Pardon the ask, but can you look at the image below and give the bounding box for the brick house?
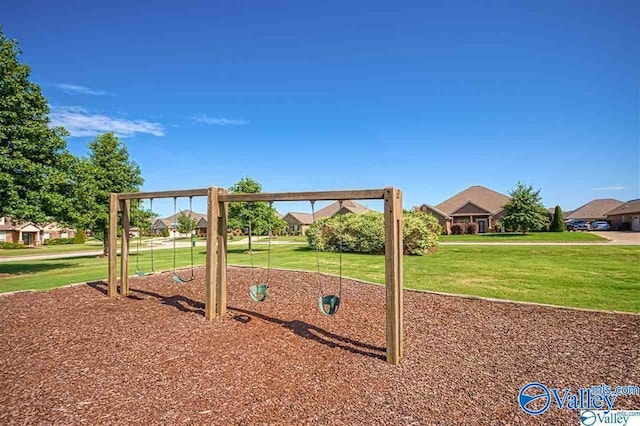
[0,216,43,246]
[41,222,76,240]
[152,209,206,237]
[415,185,510,234]
[605,199,640,231]
[283,200,369,235]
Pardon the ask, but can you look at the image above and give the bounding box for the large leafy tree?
[501,182,549,234]
[549,205,566,232]
[227,177,281,251]
[72,132,144,255]
[0,28,74,223]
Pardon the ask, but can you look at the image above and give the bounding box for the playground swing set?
[108,187,404,365]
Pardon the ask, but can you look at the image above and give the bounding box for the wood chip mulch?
[1,267,638,425]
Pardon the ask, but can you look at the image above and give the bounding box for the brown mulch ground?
[1,267,638,425]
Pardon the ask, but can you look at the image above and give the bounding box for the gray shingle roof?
[435,186,510,215]
[566,199,623,220]
[605,199,640,216]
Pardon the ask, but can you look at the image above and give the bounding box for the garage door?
[632,216,640,232]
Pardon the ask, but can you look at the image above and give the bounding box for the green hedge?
[44,238,76,245]
[307,211,441,256]
[0,242,27,249]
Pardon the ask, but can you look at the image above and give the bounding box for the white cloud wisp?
[50,106,164,137]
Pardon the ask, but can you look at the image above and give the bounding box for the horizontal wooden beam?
[118,188,209,200]
[117,188,389,202]
[219,189,387,203]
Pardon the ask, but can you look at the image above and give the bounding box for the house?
[605,199,640,231]
[41,222,76,241]
[152,209,207,237]
[0,216,43,246]
[565,199,623,222]
[283,200,369,235]
[416,185,510,234]
[283,212,314,235]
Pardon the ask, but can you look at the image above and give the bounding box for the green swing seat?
[249,283,269,302]
[317,295,341,316]
[135,270,146,277]
[172,275,185,284]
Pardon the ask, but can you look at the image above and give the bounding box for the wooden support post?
[108,193,119,297]
[384,187,403,365]
[119,199,130,296]
[205,187,219,320]
[216,188,228,317]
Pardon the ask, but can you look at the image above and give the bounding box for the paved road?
[590,231,640,244]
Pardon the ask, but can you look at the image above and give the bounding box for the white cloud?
[56,83,111,96]
[50,106,164,137]
[592,186,626,191]
[193,113,249,126]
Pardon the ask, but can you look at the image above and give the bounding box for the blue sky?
[3,0,638,216]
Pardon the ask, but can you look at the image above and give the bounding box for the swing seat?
[135,270,146,277]
[317,295,340,316]
[249,283,269,302]
[172,275,185,284]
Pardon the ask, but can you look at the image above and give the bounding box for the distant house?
[0,216,43,246]
[283,200,369,235]
[605,199,640,232]
[283,212,314,235]
[152,209,206,237]
[41,222,76,241]
[415,185,510,234]
[565,199,623,222]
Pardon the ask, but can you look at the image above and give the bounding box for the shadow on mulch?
[85,280,386,361]
[229,306,387,361]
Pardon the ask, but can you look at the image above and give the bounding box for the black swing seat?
[249,283,269,302]
[318,295,340,316]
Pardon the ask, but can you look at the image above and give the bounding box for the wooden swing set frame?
[108,187,404,365]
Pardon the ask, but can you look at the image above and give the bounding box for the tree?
[550,205,566,232]
[500,182,549,234]
[176,212,196,235]
[72,132,144,255]
[0,28,74,223]
[227,177,280,251]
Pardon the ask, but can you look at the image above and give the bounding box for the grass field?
[440,232,607,242]
[1,244,638,312]
[0,241,105,257]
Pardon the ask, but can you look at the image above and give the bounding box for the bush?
[466,222,478,235]
[73,230,87,244]
[451,223,466,235]
[306,211,440,256]
[0,242,27,249]
[44,238,75,245]
[550,206,565,232]
[161,228,170,238]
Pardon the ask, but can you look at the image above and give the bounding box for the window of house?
[0,231,5,242]
[61,232,69,239]
[43,233,51,240]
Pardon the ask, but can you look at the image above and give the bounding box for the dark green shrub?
[73,230,87,244]
[161,228,170,238]
[550,206,565,232]
[0,242,27,249]
[44,238,75,245]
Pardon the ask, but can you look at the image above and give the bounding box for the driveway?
[590,231,640,244]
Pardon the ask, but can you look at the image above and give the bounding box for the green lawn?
[0,238,163,257]
[1,244,638,313]
[0,241,104,257]
[440,232,607,242]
